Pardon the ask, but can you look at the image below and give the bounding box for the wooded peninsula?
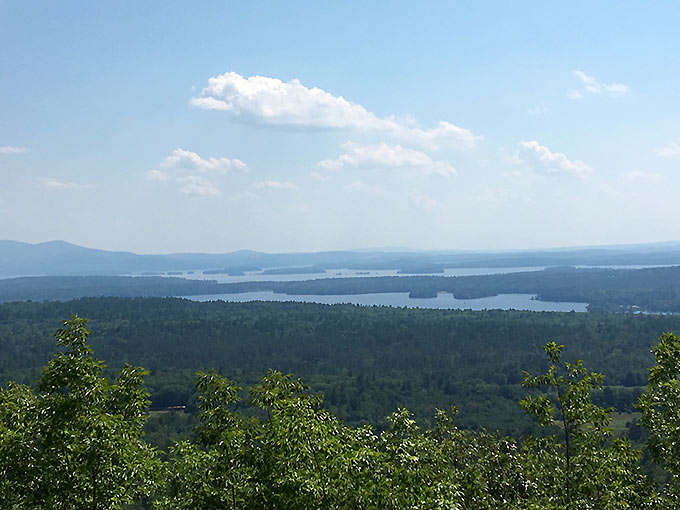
[3,264,680,312]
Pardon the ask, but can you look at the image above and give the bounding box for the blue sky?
[1,1,679,253]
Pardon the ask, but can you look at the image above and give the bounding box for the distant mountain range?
[2,239,680,278]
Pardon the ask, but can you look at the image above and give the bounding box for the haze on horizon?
[1,1,679,254]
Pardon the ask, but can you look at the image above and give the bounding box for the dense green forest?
[3,265,680,312]
[1,297,679,434]
[4,314,680,508]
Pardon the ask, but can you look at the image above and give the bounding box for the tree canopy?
[2,316,680,508]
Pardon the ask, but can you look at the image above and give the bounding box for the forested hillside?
[3,314,680,508]
[1,297,677,432]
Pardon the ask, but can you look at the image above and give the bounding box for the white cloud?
[517,140,592,175]
[568,70,629,99]
[149,148,247,196]
[317,142,456,176]
[410,191,441,211]
[657,142,680,158]
[345,181,385,195]
[191,72,480,149]
[147,169,170,181]
[40,178,94,190]
[0,145,29,155]
[255,180,298,191]
[160,148,246,173]
[177,176,221,196]
[566,89,583,100]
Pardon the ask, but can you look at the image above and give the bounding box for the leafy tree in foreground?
[4,316,680,509]
[162,372,531,509]
[520,342,656,509]
[159,370,387,509]
[156,370,258,509]
[638,332,680,504]
[0,381,40,508]
[0,316,160,509]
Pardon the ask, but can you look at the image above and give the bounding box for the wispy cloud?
[623,171,662,182]
[599,171,664,200]
[528,106,548,116]
[517,140,592,175]
[410,191,441,211]
[345,180,385,195]
[191,72,481,149]
[147,169,170,182]
[657,142,680,158]
[176,176,221,196]
[0,145,29,155]
[232,190,260,202]
[317,142,456,176]
[254,180,298,191]
[567,70,629,100]
[149,148,247,196]
[472,183,523,206]
[40,178,95,190]
[310,171,332,182]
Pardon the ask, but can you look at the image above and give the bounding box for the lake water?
[171,266,550,283]
[183,291,589,312]
[155,264,675,284]
[175,264,679,311]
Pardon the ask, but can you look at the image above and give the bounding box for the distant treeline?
[2,297,679,433]
[6,238,680,277]
[3,265,680,312]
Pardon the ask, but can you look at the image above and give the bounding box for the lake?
[183,291,589,312]
[172,266,550,283]
[158,264,674,284]
[175,264,680,311]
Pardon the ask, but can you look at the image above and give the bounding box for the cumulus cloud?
[568,70,629,99]
[40,178,94,190]
[160,148,246,173]
[657,142,680,158]
[410,191,441,211]
[254,180,298,191]
[191,72,480,149]
[317,142,456,176]
[149,148,247,196]
[0,145,29,155]
[517,140,592,175]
